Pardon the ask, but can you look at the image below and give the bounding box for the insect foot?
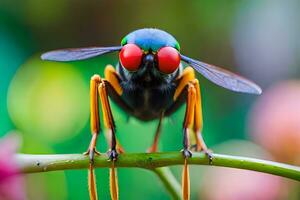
[108,149,118,161]
[203,149,213,164]
[182,149,192,158]
[84,148,100,164]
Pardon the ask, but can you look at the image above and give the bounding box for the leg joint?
[91,74,102,83]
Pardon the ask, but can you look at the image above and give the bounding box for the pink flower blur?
[250,80,300,164]
[200,168,283,200]
[0,134,26,200]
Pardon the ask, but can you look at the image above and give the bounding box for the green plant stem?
[152,167,182,199]
[16,152,300,181]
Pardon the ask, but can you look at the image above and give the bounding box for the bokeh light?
[8,57,89,143]
[233,0,300,86]
[199,140,287,200]
[250,80,300,165]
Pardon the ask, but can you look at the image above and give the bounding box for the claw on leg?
[181,128,192,200]
[84,133,100,163]
[84,148,100,165]
[191,78,213,164]
[105,130,125,155]
[194,131,213,164]
[180,83,196,200]
[182,149,192,158]
[182,159,190,200]
[108,149,118,161]
[204,149,213,164]
[84,148,100,163]
[173,69,211,200]
[108,150,119,200]
[85,140,100,200]
[84,134,100,200]
[99,80,120,200]
[87,74,102,200]
[108,148,119,200]
[182,147,192,200]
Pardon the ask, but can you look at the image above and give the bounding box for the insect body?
[41,28,261,200]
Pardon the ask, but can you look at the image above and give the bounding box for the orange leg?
[98,80,119,200]
[147,112,164,153]
[182,83,196,157]
[104,65,125,154]
[85,70,122,200]
[98,81,118,159]
[181,83,197,200]
[173,67,212,200]
[174,67,210,156]
[191,80,213,161]
[85,74,101,200]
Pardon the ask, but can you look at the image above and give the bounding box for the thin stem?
[16,152,300,181]
[152,167,181,200]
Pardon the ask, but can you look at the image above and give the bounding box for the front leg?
[182,83,196,159]
[98,81,118,160]
[181,82,197,200]
[85,75,101,160]
[102,64,139,200]
[173,67,211,158]
[85,71,121,200]
[172,67,212,200]
[98,79,119,200]
[104,65,126,154]
[84,74,102,200]
[191,79,213,161]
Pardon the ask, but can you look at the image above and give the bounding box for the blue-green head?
[118,28,182,85]
[121,28,180,52]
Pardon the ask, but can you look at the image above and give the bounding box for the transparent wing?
[41,46,122,61]
[181,55,262,94]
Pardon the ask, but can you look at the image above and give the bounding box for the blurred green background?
[1,0,300,199]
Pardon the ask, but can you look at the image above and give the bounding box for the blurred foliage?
[1,0,300,199]
[8,57,89,143]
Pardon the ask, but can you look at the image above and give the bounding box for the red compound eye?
[157,46,180,74]
[119,44,143,71]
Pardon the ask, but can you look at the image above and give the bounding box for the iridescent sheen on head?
[121,28,180,52]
